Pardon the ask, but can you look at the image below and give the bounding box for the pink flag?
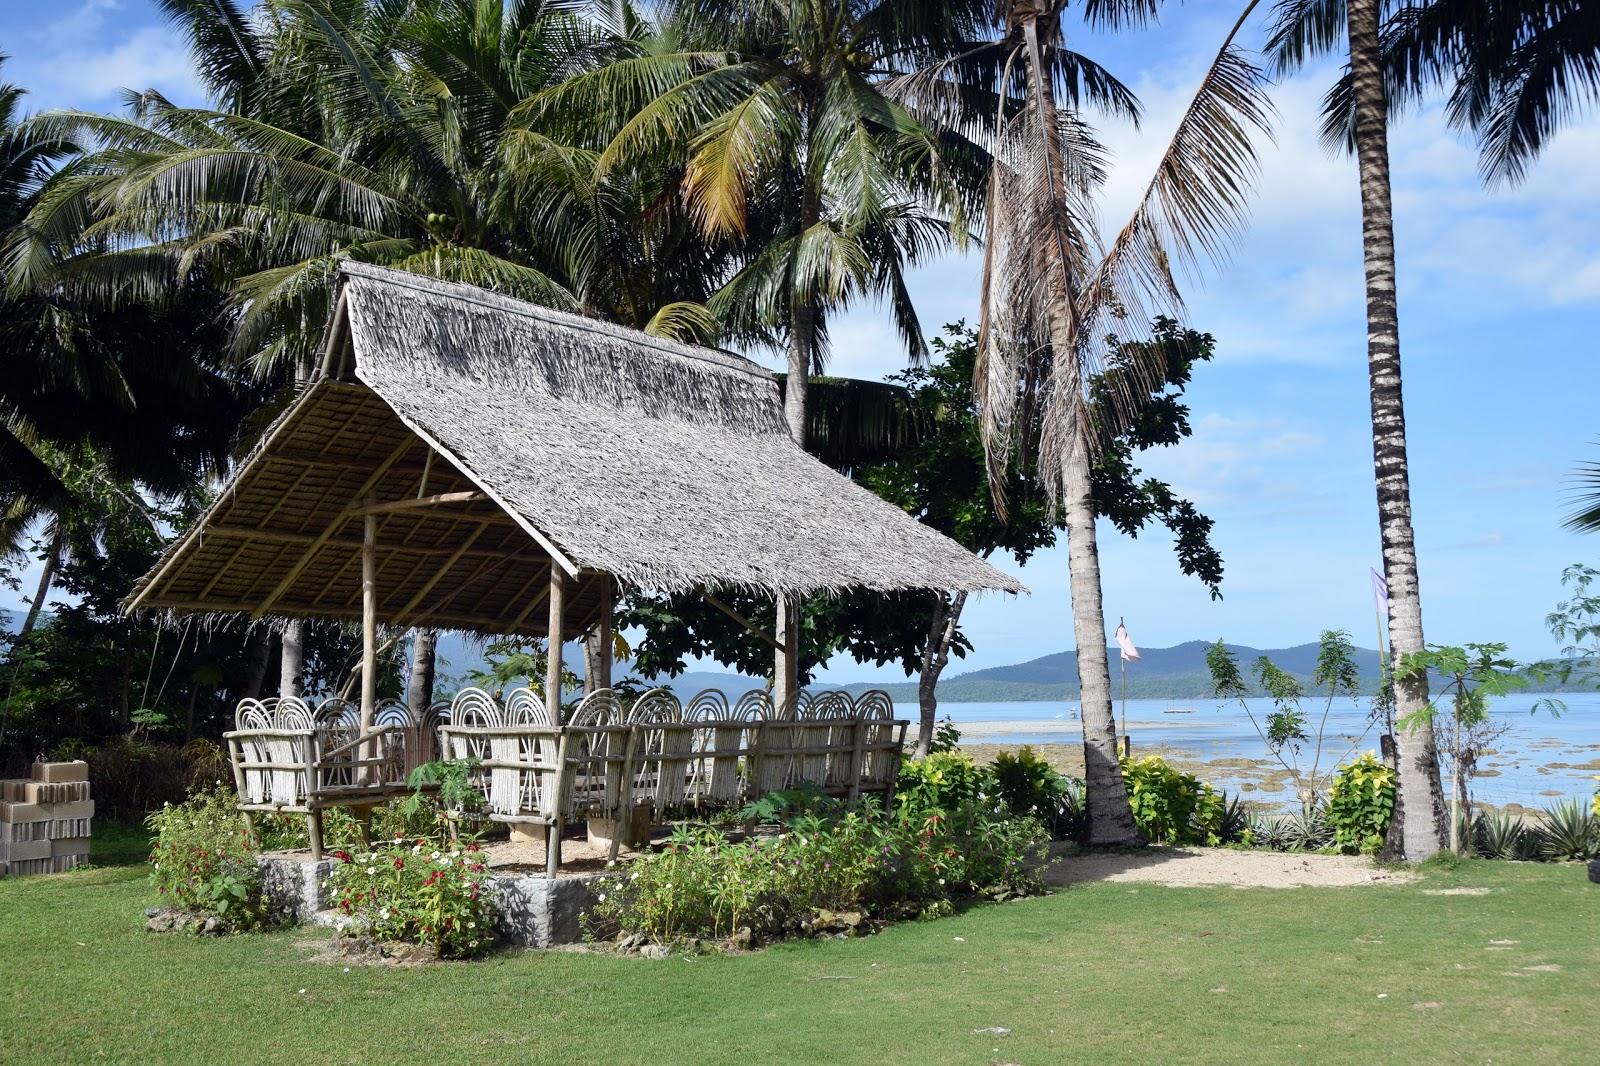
[1115,622,1140,662]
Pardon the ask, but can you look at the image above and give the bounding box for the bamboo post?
[546,568,566,724]
[597,575,615,692]
[547,731,572,876]
[1120,656,1131,759]
[360,501,379,782]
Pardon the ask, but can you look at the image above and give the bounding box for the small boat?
[1163,706,1195,714]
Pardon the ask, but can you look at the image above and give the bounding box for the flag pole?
[1119,617,1129,758]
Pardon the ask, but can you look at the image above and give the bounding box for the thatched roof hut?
[128,263,1022,639]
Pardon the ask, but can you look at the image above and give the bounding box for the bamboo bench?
[224,696,447,858]
[437,686,907,873]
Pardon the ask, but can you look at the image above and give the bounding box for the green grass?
[3,841,1596,1064]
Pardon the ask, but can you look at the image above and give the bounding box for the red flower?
[332,850,353,863]
[394,857,405,870]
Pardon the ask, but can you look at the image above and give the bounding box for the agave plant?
[1215,792,1251,846]
[1282,806,1334,852]
[1533,800,1599,862]
[1471,810,1532,861]
[1248,813,1294,852]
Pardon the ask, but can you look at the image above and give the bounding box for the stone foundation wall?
[255,853,602,948]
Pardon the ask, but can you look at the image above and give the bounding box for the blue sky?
[3,2,1598,680]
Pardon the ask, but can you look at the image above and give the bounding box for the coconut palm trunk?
[17,527,63,640]
[1020,17,1139,846]
[280,620,304,700]
[408,628,437,716]
[1060,433,1138,843]
[1347,0,1445,859]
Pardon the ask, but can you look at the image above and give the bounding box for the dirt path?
[1043,844,1415,889]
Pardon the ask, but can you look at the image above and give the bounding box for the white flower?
[366,867,376,875]
[380,908,391,919]
[431,851,442,860]
[597,893,606,902]
[467,921,476,929]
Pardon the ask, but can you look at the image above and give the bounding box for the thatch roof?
[127,264,1022,635]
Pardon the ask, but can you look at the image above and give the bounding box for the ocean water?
[907,693,1600,811]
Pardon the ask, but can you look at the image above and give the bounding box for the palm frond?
[1564,449,1600,533]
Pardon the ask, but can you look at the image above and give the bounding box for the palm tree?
[1267,0,1456,859]
[538,0,989,442]
[1,57,256,644]
[1297,0,1600,186]
[537,1,988,699]
[12,2,758,693]
[901,2,1271,844]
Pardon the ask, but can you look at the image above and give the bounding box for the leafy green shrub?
[1119,755,1223,845]
[327,840,498,958]
[57,737,228,818]
[1325,753,1396,855]
[738,782,841,825]
[146,785,272,929]
[895,752,995,815]
[1532,800,1599,861]
[992,746,1085,840]
[587,803,1046,946]
[928,716,963,754]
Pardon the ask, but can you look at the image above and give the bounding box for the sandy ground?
[1042,843,1415,889]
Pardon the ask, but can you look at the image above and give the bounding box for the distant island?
[437,636,1396,702]
[837,640,1389,703]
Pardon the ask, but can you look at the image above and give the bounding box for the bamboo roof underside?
[126,264,1023,634]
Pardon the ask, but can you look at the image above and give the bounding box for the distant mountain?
[434,634,1386,703]
[839,640,1387,703]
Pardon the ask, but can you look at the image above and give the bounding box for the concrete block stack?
[0,761,93,877]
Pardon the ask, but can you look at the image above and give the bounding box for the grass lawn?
[2,829,1595,1065]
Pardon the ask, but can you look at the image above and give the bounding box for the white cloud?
[24,27,199,107]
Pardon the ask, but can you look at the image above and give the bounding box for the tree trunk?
[280,619,304,700]
[18,528,64,641]
[915,591,967,757]
[785,162,822,444]
[184,683,199,743]
[1021,15,1139,846]
[1348,0,1446,861]
[408,628,437,717]
[241,631,274,701]
[1063,433,1141,846]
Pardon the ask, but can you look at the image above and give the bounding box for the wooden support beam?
[251,438,416,618]
[389,521,492,624]
[546,569,566,724]
[360,503,379,785]
[596,575,615,692]
[702,589,783,652]
[346,491,488,517]
[509,573,552,631]
[360,504,378,733]
[205,525,517,558]
[130,601,542,632]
